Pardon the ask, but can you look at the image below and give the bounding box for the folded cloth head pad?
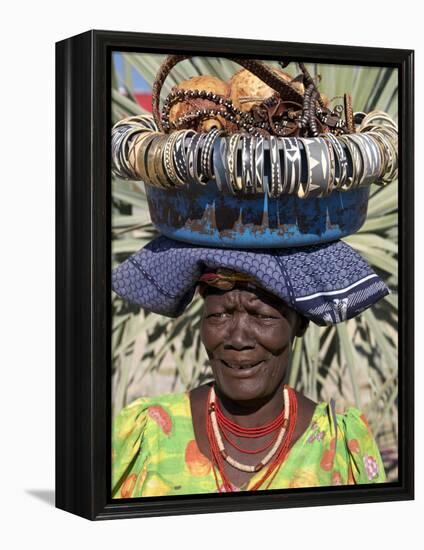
[112,236,389,326]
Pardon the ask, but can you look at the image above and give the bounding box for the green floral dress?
[112,390,386,498]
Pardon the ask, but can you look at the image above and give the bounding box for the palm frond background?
[111,53,398,481]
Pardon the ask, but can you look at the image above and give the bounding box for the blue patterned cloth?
[112,236,389,325]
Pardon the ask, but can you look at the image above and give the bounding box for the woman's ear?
[294,314,309,338]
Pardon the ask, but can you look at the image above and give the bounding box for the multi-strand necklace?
[206,384,298,492]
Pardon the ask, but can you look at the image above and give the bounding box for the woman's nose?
[224,313,256,350]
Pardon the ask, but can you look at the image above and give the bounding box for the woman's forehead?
[204,286,288,311]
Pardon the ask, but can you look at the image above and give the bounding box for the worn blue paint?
[145,178,369,248]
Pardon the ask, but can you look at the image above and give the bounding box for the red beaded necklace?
[205,384,298,492]
[215,396,285,454]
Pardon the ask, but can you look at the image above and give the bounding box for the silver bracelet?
[226,134,242,193]
[241,135,255,194]
[186,132,203,184]
[254,136,265,194]
[268,135,282,198]
[284,137,301,196]
[201,128,223,181]
[173,129,196,185]
[323,133,348,191]
[297,138,331,198]
[193,133,210,185]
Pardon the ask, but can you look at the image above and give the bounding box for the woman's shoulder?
[113,390,191,434]
[112,390,192,492]
[333,404,383,455]
[118,390,190,411]
[308,399,387,483]
[309,399,376,440]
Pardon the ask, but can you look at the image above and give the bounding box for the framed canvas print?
[56,30,414,520]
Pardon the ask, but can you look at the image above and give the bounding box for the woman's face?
[200,286,303,404]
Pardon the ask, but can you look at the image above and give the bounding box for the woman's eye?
[208,312,229,318]
[254,313,277,320]
[206,312,277,320]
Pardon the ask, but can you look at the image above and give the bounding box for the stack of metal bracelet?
[111,111,397,199]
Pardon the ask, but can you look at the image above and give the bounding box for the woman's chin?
[213,376,279,405]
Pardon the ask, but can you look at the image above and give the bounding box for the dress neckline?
[182,390,328,491]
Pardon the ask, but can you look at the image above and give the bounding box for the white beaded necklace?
[208,386,290,473]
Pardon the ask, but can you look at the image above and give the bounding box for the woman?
[111,236,388,497]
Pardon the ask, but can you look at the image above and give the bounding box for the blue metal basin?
[145,182,369,248]
[144,135,370,248]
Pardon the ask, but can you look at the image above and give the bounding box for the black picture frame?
[55,29,414,521]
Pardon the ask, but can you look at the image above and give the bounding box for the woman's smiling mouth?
[220,359,265,375]
[222,359,263,369]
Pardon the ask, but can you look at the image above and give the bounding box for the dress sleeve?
[112,398,149,498]
[337,406,387,484]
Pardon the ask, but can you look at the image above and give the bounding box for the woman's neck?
[213,380,286,429]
